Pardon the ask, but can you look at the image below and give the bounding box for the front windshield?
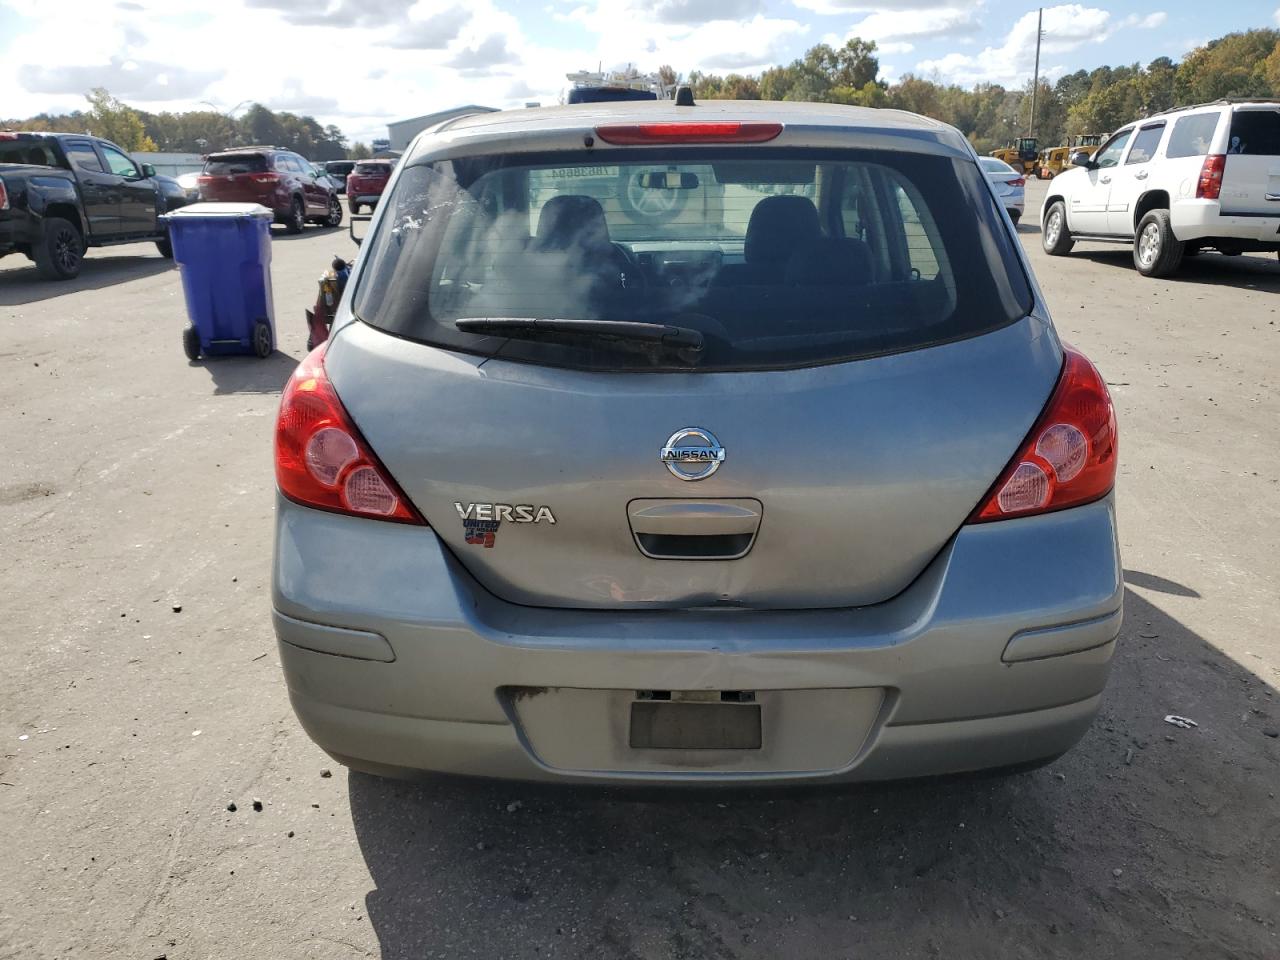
[353,148,1032,372]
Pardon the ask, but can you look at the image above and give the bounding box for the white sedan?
[981,157,1026,224]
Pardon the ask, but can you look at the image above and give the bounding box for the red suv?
[346,160,394,214]
[198,147,342,233]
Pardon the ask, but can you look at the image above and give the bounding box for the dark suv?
[324,160,355,194]
[198,147,341,233]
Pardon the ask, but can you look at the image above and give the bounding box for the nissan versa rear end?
[272,101,1121,784]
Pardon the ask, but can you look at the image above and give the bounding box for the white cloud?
[915,3,1131,86]
[383,6,472,49]
[562,2,806,75]
[1273,5,1279,26]
[18,57,223,101]
[1121,11,1167,29]
[836,7,980,44]
[876,41,914,54]
[793,0,963,13]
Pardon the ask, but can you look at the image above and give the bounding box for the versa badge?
[455,501,557,548]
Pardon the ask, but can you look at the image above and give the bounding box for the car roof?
[207,146,282,156]
[405,100,972,163]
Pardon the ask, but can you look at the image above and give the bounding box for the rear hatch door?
[199,153,274,204]
[1220,106,1280,217]
[323,140,1058,610]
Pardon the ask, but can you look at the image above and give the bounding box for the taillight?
[0,178,9,211]
[275,344,425,524]
[1008,177,1026,187]
[594,122,782,145]
[1196,155,1225,200]
[969,346,1117,522]
[252,173,281,184]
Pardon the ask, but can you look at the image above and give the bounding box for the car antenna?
[674,86,695,107]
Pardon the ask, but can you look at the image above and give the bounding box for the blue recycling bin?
[165,203,276,360]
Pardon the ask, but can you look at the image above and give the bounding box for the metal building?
[386,106,498,151]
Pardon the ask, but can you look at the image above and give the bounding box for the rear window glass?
[0,139,61,166]
[352,149,1032,372]
[1229,109,1280,156]
[354,162,390,176]
[1166,113,1221,159]
[203,154,268,175]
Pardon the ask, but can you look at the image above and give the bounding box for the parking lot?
[1,177,1277,959]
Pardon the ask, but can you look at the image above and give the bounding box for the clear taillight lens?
[969,346,1117,522]
[275,344,425,524]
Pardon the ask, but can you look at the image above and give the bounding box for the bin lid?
[164,202,274,220]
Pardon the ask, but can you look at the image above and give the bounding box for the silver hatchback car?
[272,100,1120,784]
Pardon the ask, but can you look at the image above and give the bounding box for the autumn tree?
[85,88,157,151]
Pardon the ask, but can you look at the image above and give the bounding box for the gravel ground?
[1,181,1277,959]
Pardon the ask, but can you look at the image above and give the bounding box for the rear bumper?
[351,193,383,206]
[1171,199,1280,243]
[272,494,1122,784]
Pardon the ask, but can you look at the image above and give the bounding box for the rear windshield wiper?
[454,317,703,353]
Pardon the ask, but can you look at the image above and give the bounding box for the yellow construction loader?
[992,137,1040,176]
[1036,134,1106,179]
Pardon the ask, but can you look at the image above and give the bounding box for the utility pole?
[1028,7,1043,137]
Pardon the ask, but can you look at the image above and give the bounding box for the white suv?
[1041,99,1280,277]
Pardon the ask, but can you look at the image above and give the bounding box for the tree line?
[684,28,1280,153]
[3,89,370,160]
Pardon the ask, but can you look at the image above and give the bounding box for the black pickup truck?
[0,131,191,281]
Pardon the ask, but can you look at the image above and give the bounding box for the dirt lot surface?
[1,180,1277,959]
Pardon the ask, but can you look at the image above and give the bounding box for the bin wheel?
[182,326,201,361]
[286,197,305,235]
[252,320,273,359]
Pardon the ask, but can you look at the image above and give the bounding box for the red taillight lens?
[594,122,783,145]
[275,345,425,524]
[969,346,1117,523]
[252,172,281,184]
[0,178,9,211]
[1196,155,1225,200]
[1008,177,1026,187]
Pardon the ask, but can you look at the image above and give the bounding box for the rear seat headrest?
[744,196,821,266]
[534,195,613,252]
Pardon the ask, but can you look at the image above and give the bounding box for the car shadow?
[0,254,173,306]
[1123,568,1201,598]
[347,587,1279,960]
[194,349,300,395]
[268,222,347,242]
[1073,248,1280,291]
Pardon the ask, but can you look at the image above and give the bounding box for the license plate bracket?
[629,700,762,750]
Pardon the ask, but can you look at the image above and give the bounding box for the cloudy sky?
[2,0,1276,145]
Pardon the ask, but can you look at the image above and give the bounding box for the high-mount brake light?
[969,346,1117,522]
[274,344,425,524]
[594,122,783,145]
